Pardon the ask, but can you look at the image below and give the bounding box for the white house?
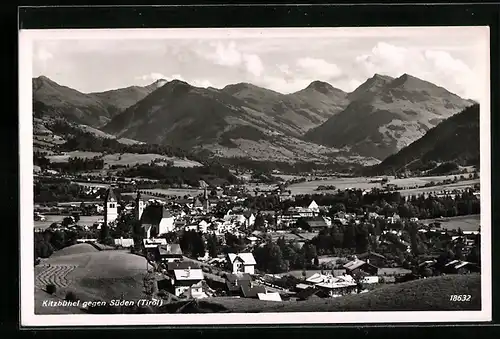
[227,252,257,275]
[158,210,175,235]
[172,267,205,297]
[308,200,320,213]
[198,220,210,233]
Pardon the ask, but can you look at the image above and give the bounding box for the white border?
[20,27,492,327]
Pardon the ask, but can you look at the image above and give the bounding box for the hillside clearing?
[421,214,480,231]
[45,151,202,168]
[34,249,154,314]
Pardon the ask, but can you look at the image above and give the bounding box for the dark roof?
[296,287,320,300]
[241,285,266,298]
[166,261,200,271]
[357,252,387,260]
[304,217,328,228]
[141,204,172,224]
[225,273,252,283]
[105,187,118,202]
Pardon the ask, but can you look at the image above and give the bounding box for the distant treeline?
[118,163,240,187]
[216,157,363,175]
[246,188,480,220]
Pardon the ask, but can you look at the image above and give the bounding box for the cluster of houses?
[139,236,283,301]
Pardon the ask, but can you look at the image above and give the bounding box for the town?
[34,169,481,313]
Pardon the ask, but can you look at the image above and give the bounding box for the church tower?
[135,190,145,221]
[204,187,209,212]
[104,186,118,226]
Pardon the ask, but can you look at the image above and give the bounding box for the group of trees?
[253,236,320,274]
[34,180,90,203]
[119,163,239,187]
[286,189,480,219]
[34,227,93,260]
[216,157,360,175]
[48,157,105,173]
[179,230,206,258]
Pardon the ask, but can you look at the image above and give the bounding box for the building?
[227,252,257,275]
[443,260,480,274]
[103,186,118,226]
[140,204,175,238]
[134,191,145,220]
[356,251,387,268]
[343,257,379,276]
[170,266,205,297]
[302,217,329,231]
[156,243,183,264]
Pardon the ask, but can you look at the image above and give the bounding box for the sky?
[29,27,489,101]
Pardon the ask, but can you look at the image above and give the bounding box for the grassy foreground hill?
[160,274,481,313]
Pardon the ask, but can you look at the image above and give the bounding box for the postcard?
[19,26,491,326]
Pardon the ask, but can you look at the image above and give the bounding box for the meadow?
[161,274,481,313]
[46,151,202,168]
[34,247,154,314]
[286,175,479,196]
[421,214,480,231]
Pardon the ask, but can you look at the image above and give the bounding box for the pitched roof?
[227,252,256,265]
[257,292,282,302]
[304,218,328,228]
[105,187,118,202]
[241,284,266,298]
[343,259,367,271]
[357,252,386,260]
[167,261,200,271]
[173,268,204,281]
[158,243,183,256]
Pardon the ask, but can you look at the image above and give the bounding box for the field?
[34,215,103,230]
[287,175,479,196]
[34,247,154,314]
[46,151,202,168]
[421,214,480,231]
[397,180,479,197]
[162,274,481,313]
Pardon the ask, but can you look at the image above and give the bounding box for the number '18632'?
[450,294,471,302]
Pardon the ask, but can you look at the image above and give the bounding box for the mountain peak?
[306,80,333,91]
[148,78,168,89]
[33,75,57,85]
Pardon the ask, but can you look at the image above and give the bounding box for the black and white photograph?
[19,26,491,326]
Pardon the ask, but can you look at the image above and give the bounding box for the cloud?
[35,48,53,62]
[204,41,265,77]
[137,72,167,82]
[242,54,264,77]
[296,57,343,79]
[353,41,478,99]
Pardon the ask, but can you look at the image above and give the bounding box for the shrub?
[65,291,78,301]
[46,284,56,295]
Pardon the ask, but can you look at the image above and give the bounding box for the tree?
[99,223,114,245]
[206,235,219,258]
[303,243,317,265]
[131,220,144,252]
[313,256,320,267]
[254,214,265,230]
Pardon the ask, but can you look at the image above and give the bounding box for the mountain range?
[33,76,167,127]
[304,73,476,160]
[32,74,476,165]
[366,103,480,175]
